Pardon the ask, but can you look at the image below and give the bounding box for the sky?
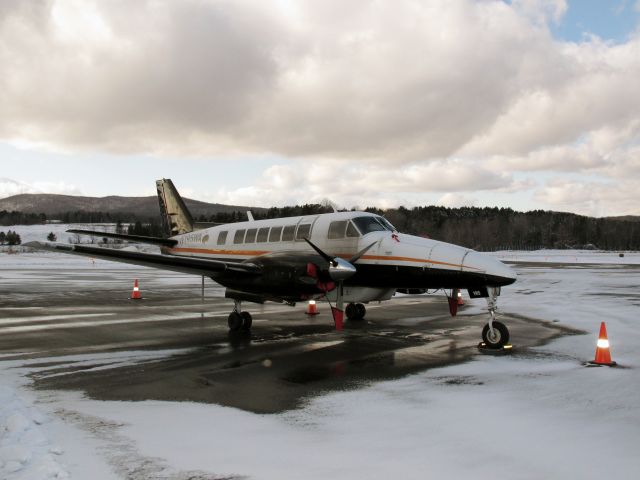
[0,0,639,217]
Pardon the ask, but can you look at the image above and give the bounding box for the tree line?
[204,205,639,250]
[2,206,639,250]
[0,230,22,245]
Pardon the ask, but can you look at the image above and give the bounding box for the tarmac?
[0,261,576,413]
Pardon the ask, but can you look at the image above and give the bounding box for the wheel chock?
[477,342,514,355]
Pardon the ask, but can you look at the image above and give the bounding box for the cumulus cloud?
[206,159,514,209]
[1,0,639,215]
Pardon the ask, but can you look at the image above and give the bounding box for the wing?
[66,229,177,247]
[25,242,261,277]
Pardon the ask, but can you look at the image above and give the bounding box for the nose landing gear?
[479,287,510,350]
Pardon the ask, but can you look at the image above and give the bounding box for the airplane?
[26,179,517,349]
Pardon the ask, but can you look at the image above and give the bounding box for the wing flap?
[25,242,261,277]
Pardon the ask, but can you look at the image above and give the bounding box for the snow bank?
[0,385,68,479]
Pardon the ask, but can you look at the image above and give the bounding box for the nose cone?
[464,252,517,286]
[490,258,517,286]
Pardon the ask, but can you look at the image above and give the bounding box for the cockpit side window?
[352,216,388,235]
[378,216,396,231]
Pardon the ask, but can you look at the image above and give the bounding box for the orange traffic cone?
[457,290,464,306]
[591,322,616,366]
[130,279,142,300]
[306,300,319,315]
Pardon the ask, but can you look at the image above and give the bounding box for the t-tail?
[156,179,194,236]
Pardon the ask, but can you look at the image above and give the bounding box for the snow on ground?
[0,224,120,245]
[1,250,640,479]
[493,248,640,264]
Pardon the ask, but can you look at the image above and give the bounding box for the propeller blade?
[303,238,357,281]
[348,241,377,264]
[304,238,336,266]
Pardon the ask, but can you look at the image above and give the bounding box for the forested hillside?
[2,204,639,251]
[207,206,639,250]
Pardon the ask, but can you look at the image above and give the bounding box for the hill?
[0,193,263,219]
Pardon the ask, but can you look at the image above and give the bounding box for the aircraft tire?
[228,312,243,332]
[345,303,358,320]
[481,321,509,349]
[241,311,253,331]
[355,303,366,319]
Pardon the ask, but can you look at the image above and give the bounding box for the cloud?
[510,0,568,25]
[1,0,639,216]
[534,177,640,217]
[0,0,580,159]
[206,159,513,209]
[0,178,83,198]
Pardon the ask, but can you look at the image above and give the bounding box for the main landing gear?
[480,287,510,350]
[228,299,252,332]
[345,302,366,321]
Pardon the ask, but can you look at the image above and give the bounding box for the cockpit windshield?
[352,216,396,235]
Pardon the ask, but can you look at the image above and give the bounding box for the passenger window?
[282,225,295,241]
[296,224,312,241]
[233,229,246,244]
[217,231,228,245]
[346,221,360,237]
[269,226,283,242]
[257,227,269,243]
[328,221,347,239]
[245,228,257,243]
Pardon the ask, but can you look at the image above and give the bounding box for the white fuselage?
[164,211,515,303]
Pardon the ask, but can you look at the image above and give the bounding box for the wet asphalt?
[0,262,575,413]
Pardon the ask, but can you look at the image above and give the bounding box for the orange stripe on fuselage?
[171,247,270,256]
[168,247,480,270]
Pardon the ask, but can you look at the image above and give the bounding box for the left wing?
[66,229,177,247]
[25,242,261,277]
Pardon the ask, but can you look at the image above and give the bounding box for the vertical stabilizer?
[156,179,194,236]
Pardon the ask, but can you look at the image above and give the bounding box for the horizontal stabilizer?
[67,229,177,247]
[25,242,261,277]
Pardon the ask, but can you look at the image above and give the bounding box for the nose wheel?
[482,320,509,348]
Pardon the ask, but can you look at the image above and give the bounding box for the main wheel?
[345,303,358,320]
[355,303,366,319]
[241,311,253,331]
[481,321,510,349]
[228,312,243,332]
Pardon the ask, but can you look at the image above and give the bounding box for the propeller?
[303,238,376,282]
[303,238,377,330]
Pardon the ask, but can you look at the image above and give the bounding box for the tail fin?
[156,179,194,236]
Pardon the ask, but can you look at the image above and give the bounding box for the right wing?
[25,242,261,277]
